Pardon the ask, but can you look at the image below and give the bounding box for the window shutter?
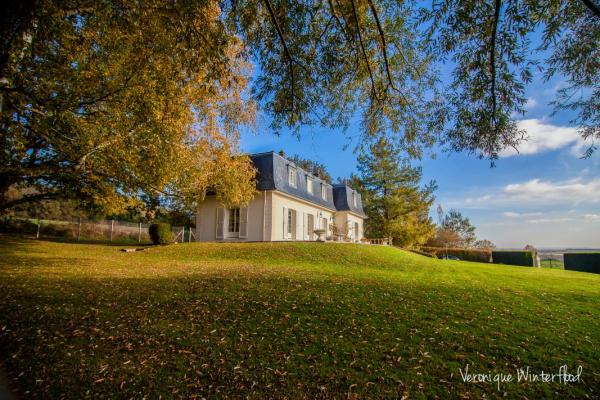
[239,207,248,239]
[296,211,302,241]
[303,213,307,240]
[282,207,288,240]
[215,207,224,239]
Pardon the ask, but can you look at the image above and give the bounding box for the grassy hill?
[0,237,599,399]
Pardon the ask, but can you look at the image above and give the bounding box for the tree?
[1,0,257,215]
[419,0,599,159]
[355,137,437,247]
[2,0,597,216]
[287,154,332,183]
[474,239,496,250]
[426,228,462,248]
[440,209,477,248]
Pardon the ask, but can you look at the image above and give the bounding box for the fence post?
[110,220,114,242]
[188,226,191,243]
[77,217,82,241]
[36,219,40,239]
[138,222,142,243]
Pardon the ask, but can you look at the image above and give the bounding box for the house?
[195,151,367,242]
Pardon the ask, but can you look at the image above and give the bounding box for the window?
[287,209,293,234]
[321,184,327,200]
[353,192,357,208]
[288,167,297,187]
[307,177,313,194]
[228,208,240,233]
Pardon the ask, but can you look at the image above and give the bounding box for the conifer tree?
[355,137,436,247]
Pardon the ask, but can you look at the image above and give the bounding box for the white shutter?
[282,207,288,240]
[239,207,248,239]
[303,213,308,240]
[215,207,224,239]
[296,211,302,241]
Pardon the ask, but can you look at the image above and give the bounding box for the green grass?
[0,237,599,399]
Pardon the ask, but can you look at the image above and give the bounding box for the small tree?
[441,209,477,248]
[474,239,496,250]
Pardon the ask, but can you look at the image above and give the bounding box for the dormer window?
[321,184,327,200]
[307,176,313,194]
[353,192,357,207]
[288,166,297,187]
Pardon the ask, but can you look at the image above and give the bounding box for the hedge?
[492,251,534,267]
[421,247,492,263]
[564,253,600,274]
[149,223,172,245]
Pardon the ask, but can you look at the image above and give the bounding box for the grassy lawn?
[1,237,599,399]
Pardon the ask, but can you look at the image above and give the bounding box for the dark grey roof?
[332,184,367,217]
[250,151,365,216]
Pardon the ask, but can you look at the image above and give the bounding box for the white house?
[195,151,367,242]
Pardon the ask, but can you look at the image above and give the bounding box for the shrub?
[405,248,436,258]
[421,247,491,263]
[564,253,600,274]
[149,223,172,245]
[492,251,534,267]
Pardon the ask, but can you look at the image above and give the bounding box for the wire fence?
[0,216,193,244]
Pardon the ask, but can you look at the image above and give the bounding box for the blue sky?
[239,51,599,249]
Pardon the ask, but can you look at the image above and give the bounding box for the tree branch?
[349,0,377,99]
[490,0,501,132]
[262,0,296,114]
[581,0,600,18]
[0,192,60,212]
[366,0,395,90]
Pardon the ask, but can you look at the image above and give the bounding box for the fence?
[0,217,193,244]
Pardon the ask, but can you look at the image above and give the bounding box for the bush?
[149,223,172,245]
[421,247,491,263]
[404,248,436,258]
[492,251,534,267]
[564,253,600,274]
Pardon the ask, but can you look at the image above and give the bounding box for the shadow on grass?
[0,233,152,247]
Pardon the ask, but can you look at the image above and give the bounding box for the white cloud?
[525,217,574,224]
[500,119,587,157]
[584,213,600,221]
[524,97,537,109]
[454,177,600,208]
[503,178,600,203]
[503,211,543,218]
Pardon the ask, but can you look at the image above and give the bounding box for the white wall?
[195,191,365,242]
[334,212,364,242]
[195,193,266,242]
[270,192,334,241]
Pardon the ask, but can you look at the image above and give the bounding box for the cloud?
[584,213,600,221]
[524,97,537,109]
[457,177,600,208]
[503,211,543,218]
[525,217,574,224]
[500,119,587,157]
[503,178,600,203]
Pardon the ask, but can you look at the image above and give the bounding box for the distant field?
[1,237,599,399]
[540,258,565,269]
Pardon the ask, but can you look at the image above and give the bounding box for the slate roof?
[332,185,367,217]
[249,151,366,217]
